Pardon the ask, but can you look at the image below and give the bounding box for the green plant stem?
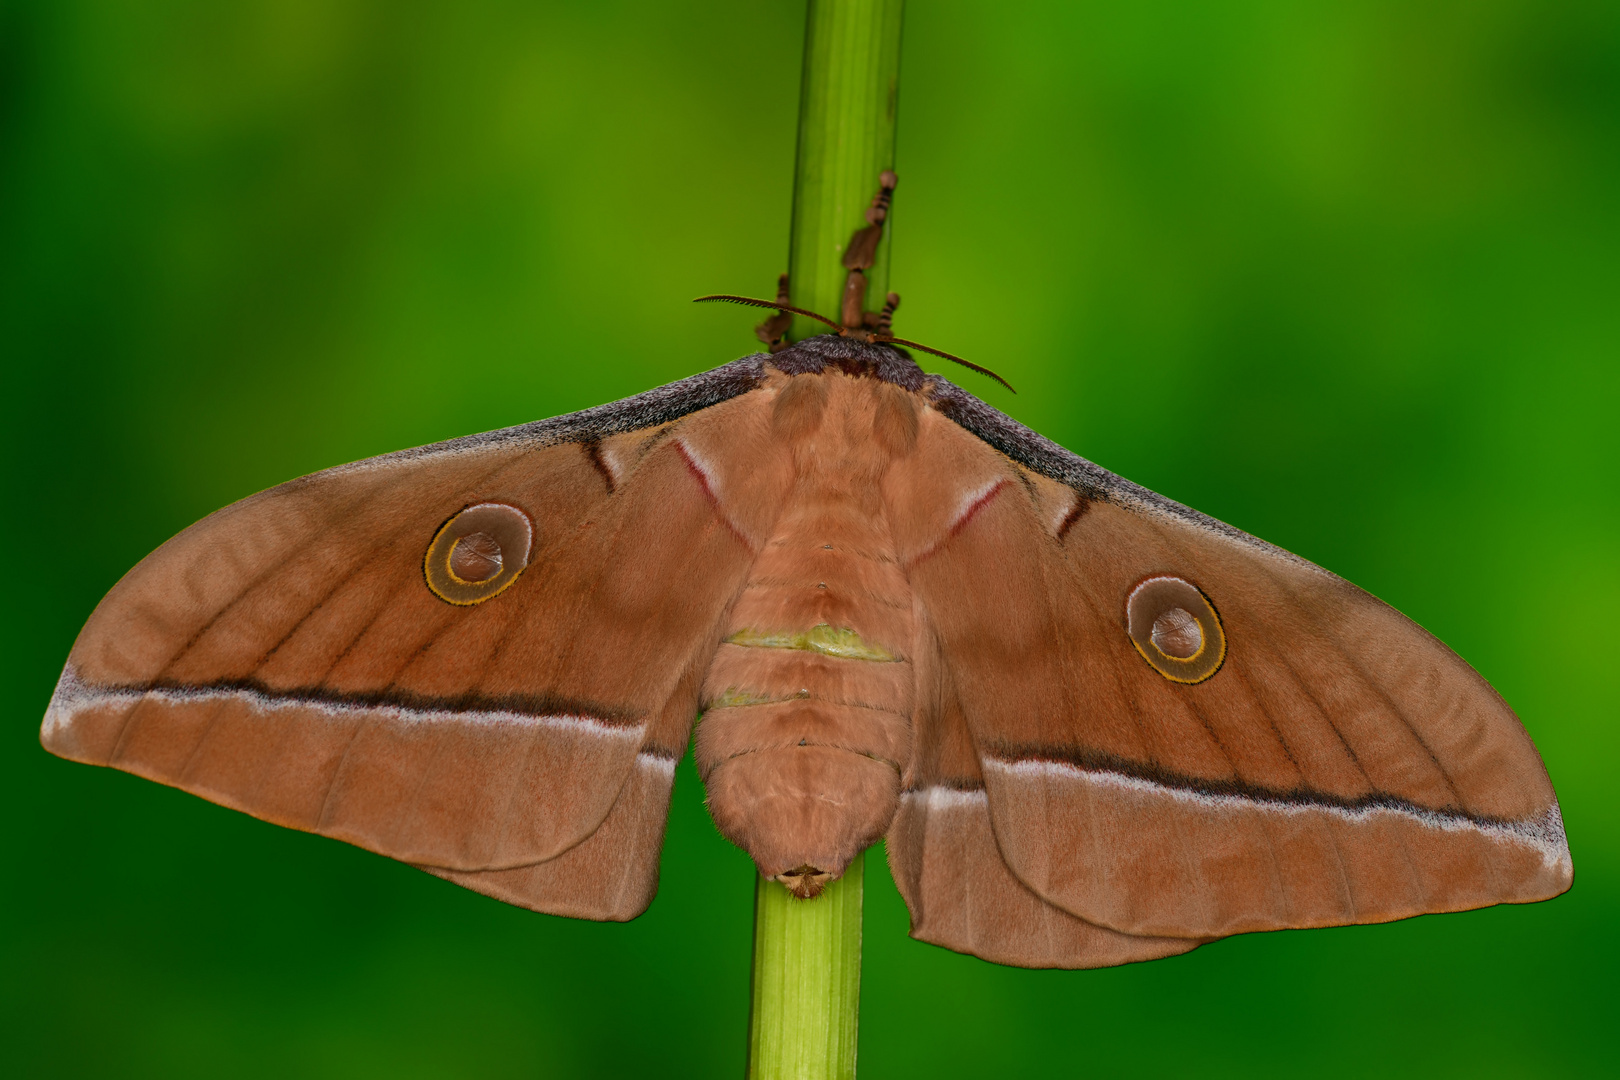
[749,854,865,1080]
[786,0,906,342]
[747,3,903,1078]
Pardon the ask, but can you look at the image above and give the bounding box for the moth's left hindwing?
[41,359,771,920]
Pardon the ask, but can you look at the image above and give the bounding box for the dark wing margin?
[924,376,1306,560]
[348,354,769,467]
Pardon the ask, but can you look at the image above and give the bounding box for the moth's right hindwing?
[887,617,1205,968]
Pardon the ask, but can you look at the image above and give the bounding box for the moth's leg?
[843,171,897,272]
[840,270,870,330]
[864,291,899,333]
[839,171,898,328]
[754,273,794,353]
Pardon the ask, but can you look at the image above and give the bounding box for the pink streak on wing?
[675,439,755,552]
[950,479,1010,537]
[906,479,1010,568]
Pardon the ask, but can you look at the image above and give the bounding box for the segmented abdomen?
[695,487,915,896]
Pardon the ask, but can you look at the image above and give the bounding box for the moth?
[40,175,1572,970]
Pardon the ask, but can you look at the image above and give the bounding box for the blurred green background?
[3,1,1616,1076]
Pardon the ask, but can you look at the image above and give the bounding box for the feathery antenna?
[694,294,1016,393]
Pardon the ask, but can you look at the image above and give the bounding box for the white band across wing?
[986,756,1572,872]
[44,664,647,743]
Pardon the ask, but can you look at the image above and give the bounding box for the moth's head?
[694,293,1015,393]
[768,333,929,391]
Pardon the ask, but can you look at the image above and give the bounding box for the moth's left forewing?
[904,382,1571,941]
[42,358,790,920]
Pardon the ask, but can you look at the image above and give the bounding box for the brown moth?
[39,180,1572,970]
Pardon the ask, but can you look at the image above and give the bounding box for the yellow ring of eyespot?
[1126,575,1226,685]
[423,502,534,606]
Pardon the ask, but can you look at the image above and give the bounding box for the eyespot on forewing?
[424,502,534,605]
[1126,575,1225,683]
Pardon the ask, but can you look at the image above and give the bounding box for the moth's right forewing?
[904,386,1570,941]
